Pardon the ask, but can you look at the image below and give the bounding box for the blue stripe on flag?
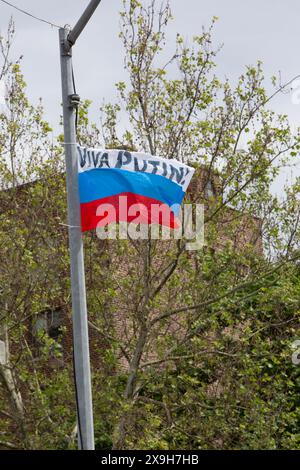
[78,168,185,208]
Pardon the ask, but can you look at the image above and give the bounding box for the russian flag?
[77,146,195,232]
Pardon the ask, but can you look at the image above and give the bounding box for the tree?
[91,0,300,449]
[1,1,300,450]
[0,21,75,449]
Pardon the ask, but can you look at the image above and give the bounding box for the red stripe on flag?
[80,192,179,232]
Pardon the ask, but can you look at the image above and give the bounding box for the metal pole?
[59,27,94,450]
[65,0,102,52]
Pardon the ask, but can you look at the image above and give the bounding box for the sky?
[0,0,300,185]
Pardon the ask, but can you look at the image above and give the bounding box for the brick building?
[0,166,263,375]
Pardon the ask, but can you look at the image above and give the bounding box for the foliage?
[0,2,300,450]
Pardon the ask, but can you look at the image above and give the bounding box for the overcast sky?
[1,0,300,185]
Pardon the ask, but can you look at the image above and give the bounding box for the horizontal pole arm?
[65,0,102,52]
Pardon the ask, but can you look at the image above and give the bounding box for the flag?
[77,146,195,232]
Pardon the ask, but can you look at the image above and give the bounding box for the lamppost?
[59,0,102,451]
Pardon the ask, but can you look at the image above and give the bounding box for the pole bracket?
[68,93,81,109]
[61,39,73,57]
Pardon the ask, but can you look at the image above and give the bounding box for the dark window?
[204,179,215,199]
[48,310,63,341]
[32,308,64,359]
[0,333,6,365]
